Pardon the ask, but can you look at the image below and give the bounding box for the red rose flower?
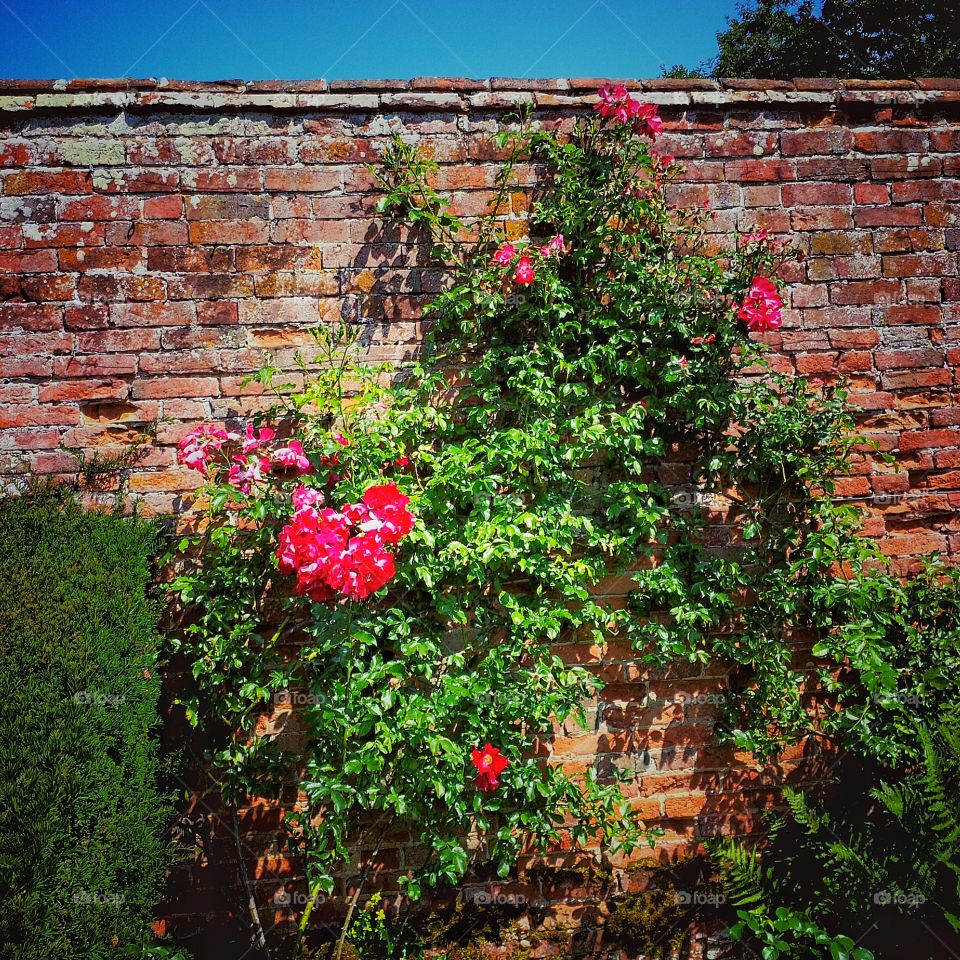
[471,743,509,793]
[514,256,535,285]
[737,276,783,332]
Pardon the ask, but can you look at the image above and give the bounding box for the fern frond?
[708,836,772,908]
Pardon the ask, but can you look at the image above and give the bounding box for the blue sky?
[0,0,737,81]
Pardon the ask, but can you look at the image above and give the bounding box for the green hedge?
[0,492,170,959]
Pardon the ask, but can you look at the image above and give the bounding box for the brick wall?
[1,76,959,957]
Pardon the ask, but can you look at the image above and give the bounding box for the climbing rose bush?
[167,85,938,956]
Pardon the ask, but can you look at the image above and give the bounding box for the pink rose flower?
[737,276,783,332]
[241,423,276,455]
[273,440,312,474]
[493,243,516,266]
[177,424,233,476]
[514,256,535,285]
[539,234,565,257]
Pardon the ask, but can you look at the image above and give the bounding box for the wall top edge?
[0,77,958,111]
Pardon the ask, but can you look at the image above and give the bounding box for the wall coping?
[1,77,959,112]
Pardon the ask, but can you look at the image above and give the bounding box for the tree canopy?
[665,0,960,79]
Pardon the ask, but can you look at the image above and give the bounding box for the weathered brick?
[882,252,956,277]
[264,167,342,193]
[105,220,189,246]
[780,128,852,156]
[132,376,220,399]
[21,222,105,248]
[4,170,92,195]
[830,280,900,305]
[143,195,185,219]
[854,129,929,153]
[188,219,270,245]
[58,247,141,271]
[0,249,57,273]
[109,302,196,328]
[197,301,240,326]
[782,182,853,206]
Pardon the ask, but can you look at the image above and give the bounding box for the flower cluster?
[276,482,415,602]
[595,84,663,140]
[177,422,314,492]
[177,424,232,476]
[471,743,509,793]
[737,276,783,332]
[492,234,566,286]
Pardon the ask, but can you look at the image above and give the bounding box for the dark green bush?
[0,490,170,959]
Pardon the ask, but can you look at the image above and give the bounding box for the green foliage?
[658,63,709,79]
[712,712,960,956]
[167,96,960,957]
[712,0,960,79]
[811,559,960,764]
[0,489,171,960]
[345,894,422,960]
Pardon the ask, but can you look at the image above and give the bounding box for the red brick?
[54,355,138,377]
[875,349,945,370]
[782,182,852,206]
[16,276,73,302]
[142,195,184,219]
[58,195,141,221]
[147,246,234,273]
[105,220,189,246]
[58,247,141,271]
[882,369,953,389]
[132,377,220,399]
[899,429,960,451]
[873,228,942,253]
[4,170,92,195]
[882,305,942,325]
[0,304,62,331]
[893,180,960,203]
[780,128,852,155]
[930,129,960,151]
[854,183,888,205]
[76,329,161,353]
[109,302,195,327]
[791,208,853,230]
[21,222,106,248]
[183,168,262,192]
[0,405,80,429]
[95,169,178,193]
[830,280,900,305]
[39,379,130,403]
[139,350,220,375]
[235,245,323,272]
[853,129,928,153]
[882,252,956,277]
[879,533,948,556]
[188,219,270,245]
[264,168,342,193]
[197,301,240,326]
[166,276,252,302]
[0,249,57,273]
